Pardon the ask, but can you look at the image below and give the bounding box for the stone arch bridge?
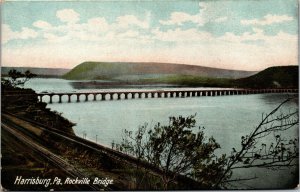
[37,88,298,104]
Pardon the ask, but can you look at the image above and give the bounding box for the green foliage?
[1,69,37,88]
[235,66,298,88]
[62,61,253,84]
[63,62,131,80]
[119,115,226,189]
[118,99,299,189]
[193,154,229,187]
[64,63,298,89]
[214,97,299,188]
[142,75,233,87]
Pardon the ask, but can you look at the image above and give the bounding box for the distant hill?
[235,66,298,88]
[63,61,256,80]
[1,67,70,78]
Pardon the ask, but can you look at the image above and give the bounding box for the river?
[24,78,299,189]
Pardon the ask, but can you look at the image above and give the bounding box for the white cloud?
[56,9,80,24]
[241,14,293,26]
[18,27,38,39]
[198,2,208,11]
[3,28,297,71]
[159,2,231,26]
[218,27,297,45]
[43,33,70,43]
[116,15,149,29]
[2,24,38,44]
[149,26,297,70]
[118,30,140,38]
[215,16,228,23]
[152,27,213,42]
[159,12,204,26]
[87,17,109,32]
[33,20,52,29]
[2,24,13,44]
[2,5,297,71]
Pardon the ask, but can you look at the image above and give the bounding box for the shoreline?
[1,85,206,190]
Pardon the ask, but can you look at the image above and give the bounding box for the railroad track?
[1,112,203,189]
[1,112,161,173]
[1,120,102,191]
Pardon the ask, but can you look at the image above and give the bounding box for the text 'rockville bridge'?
[36,89,298,104]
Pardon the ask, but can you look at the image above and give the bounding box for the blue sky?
[2,0,298,70]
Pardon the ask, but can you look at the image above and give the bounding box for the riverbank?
[1,120,96,191]
[1,85,206,190]
[2,84,75,135]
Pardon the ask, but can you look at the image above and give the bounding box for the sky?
[1,0,299,71]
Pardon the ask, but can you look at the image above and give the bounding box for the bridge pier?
[180,92,184,98]
[101,94,105,101]
[49,95,53,104]
[38,95,43,102]
[131,93,135,99]
[37,88,298,104]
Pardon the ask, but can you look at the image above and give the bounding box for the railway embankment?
[2,84,75,135]
[1,85,205,190]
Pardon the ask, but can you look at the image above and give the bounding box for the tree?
[119,97,299,189]
[120,115,226,189]
[1,69,37,88]
[213,97,299,188]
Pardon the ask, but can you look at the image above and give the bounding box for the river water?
[25,78,299,189]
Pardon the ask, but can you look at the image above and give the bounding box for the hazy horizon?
[2,62,299,72]
[2,0,298,71]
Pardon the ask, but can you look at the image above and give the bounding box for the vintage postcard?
[1,0,299,190]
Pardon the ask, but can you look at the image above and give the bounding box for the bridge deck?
[35,88,298,104]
